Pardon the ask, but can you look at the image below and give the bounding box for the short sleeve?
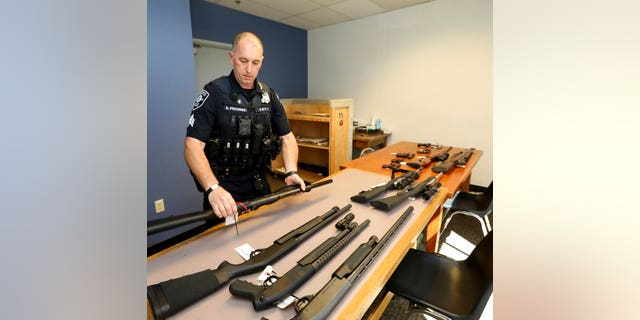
[269,88,291,136]
[186,82,220,142]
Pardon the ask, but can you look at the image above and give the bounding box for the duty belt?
[213,166,266,177]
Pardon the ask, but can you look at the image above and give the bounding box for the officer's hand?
[207,187,238,218]
[285,173,306,191]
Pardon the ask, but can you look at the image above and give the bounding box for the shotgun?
[370,173,442,211]
[290,206,414,320]
[147,179,333,235]
[229,215,370,310]
[146,204,350,319]
[350,168,421,203]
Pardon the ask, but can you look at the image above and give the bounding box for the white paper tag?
[255,265,276,286]
[234,243,254,261]
[225,214,238,226]
[277,295,297,309]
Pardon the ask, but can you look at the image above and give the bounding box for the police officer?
[185,32,305,222]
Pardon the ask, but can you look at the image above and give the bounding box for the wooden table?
[147,168,446,320]
[352,130,391,150]
[339,141,483,252]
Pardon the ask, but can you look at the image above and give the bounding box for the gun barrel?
[147,179,333,235]
[147,209,214,235]
[243,179,333,210]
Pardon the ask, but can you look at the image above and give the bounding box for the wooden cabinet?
[271,98,352,182]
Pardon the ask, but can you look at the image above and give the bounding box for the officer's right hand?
[208,187,238,218]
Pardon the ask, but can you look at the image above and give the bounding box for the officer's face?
[229,38,264,90]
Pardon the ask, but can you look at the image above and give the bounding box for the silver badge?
[261,91,270,104]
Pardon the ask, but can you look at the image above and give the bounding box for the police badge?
[261,91,270,104]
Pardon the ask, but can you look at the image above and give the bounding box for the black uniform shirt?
[186,71,291,142]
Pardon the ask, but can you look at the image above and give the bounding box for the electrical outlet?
[154,199,165,213]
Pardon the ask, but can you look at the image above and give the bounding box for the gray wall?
[308,0,493,187]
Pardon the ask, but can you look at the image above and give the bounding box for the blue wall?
[148,0,308,247]
[148,0,204,246]
[190,0,308,98]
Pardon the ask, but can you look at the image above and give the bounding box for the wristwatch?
[284,170,297,178]
[205,183,219,197]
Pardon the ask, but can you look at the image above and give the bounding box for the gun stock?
[350,181,394,203]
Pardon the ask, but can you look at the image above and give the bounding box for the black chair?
[386,231,493,320]
[441,182,493,237]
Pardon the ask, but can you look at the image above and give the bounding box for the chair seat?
[450,191,491,215]
[386,232,493,320]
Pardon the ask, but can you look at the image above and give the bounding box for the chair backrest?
[475,181,493,212]
[359,147,375,158]
[466,231,493,279]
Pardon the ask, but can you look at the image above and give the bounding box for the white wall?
[308,0,492,186]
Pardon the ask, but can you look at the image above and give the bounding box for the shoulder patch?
[193,90,210,110]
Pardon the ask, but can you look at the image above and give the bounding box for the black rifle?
[229,215,370,310]
[147,179,333,235]
[432,148,475,173]
[146,204,350,320]
[370,173,443,211]
[350,168,421,203]
[290,206,414,320]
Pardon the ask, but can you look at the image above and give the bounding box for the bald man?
[185,32,304,222]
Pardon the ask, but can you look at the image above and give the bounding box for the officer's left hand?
[285,173,306,191]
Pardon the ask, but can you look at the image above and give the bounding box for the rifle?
[417,146,452,168]
[228,215,370,310]
[432,148,475,173]
[147,179,333,235]
[391,152,415,159]
[350,168,422,203]
[390,159,423,169]
[290,206,414,320]
[146,204,350,320]
[370,173,443,211]
[454,148,475,166]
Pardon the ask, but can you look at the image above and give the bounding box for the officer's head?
[229,32,264,90]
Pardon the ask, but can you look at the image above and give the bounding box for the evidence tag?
[277,295,297,309]
[234,243,255,261]
[255,265,277,286]
[225,214,239,226]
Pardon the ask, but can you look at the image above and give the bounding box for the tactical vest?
[204,77,282,176]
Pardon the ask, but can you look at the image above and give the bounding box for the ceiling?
[206,0,435,30]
